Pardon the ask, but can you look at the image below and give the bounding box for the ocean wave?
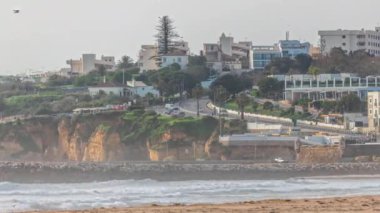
[2,178,380,212]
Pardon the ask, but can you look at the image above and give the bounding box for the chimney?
[286,31,290,41]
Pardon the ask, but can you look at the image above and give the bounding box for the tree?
[338,93,361,113]
[46,74,72,87]
[186,65,211,82]
[155,16,179,55]
[263,101,274,111]
[117,56,134,70]
[308,65,320,77]
[192,84,204,117]
[188,55,207,66]
[211,74,251,95]
[257,77,283,99]
[265,57,294,74]
[0,98,6,112]
[236,93,250,120]
[294,54,312,74]
[97,65,107,76]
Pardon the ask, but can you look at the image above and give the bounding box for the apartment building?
[252,45,282,70]
[368,91,380,132]
[319,27,380,56]
[278,40,311,58]
[137,45,160,73]
[67,54,116,75]
[137,41,190,72]
[204,33,253,72]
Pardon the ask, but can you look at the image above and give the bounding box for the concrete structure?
[88,84,125,97]
[247,123,284,135]
[270,73,380,101]
[343,113,368,130]
[219,134,298,161]
[319,27,380,56]
[368,91,380,132]
[252,45,282,70]
[278,40,311,58]
[138,45,160,73]
[204,33,253,72]
[67,54,116,75]
[126,79,159,97]
[161,53,189,70]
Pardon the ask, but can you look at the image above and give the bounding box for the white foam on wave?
[1,177,380,212]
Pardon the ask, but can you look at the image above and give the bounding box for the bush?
[263,101,274,111]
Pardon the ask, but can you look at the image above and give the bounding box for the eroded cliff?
[0,110,220,162]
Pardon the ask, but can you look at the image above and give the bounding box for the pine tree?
[155,16,180,55]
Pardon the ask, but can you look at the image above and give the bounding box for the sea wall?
[2,161,380,183]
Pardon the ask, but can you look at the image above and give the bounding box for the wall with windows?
[160,55,189,70]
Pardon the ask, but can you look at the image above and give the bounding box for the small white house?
[161,53,189,70]
[88,84,125,97]
[126,79,159,97]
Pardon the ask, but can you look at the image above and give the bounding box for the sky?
[1,0,380,75]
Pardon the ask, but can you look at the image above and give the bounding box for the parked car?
[171,110,185,118]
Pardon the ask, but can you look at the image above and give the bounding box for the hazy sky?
[1,0,380,74]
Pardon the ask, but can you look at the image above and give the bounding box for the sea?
[1,176,380,212]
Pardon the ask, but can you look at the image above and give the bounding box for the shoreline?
[3,161,380,183]
[25,195,380,213]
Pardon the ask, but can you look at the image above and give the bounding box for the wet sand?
[28,195,380,213]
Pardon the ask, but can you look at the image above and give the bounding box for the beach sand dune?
[27,196,380,213]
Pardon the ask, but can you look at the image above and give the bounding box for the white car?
[274,157,286,163]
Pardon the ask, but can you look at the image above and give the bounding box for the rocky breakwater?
[2,161,380,183]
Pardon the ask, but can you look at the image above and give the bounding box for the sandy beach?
[26,196,380,213]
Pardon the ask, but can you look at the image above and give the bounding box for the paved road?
[179,97,364,136]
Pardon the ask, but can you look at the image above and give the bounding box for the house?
[88,83,126,97]
[161,53,189,70]
[126,79,159,97]
[67,54,116,75]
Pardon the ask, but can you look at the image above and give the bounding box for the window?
[370,110,372,114]
[370,98,373,103]
[163,57,167,63]
[342,35,346,39]
[342,42,346,46]
[177,57,182,62]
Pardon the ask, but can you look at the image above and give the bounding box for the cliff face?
[0,111,220,162]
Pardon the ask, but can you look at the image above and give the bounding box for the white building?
[67,54,116,75]
[126,79,159,97]
[319,27,380,56]
[270,73,380,101]
[138,41,190,73]
[204,33,253,72]
[161,53,189,70]
[138,45,160,73]
[88,84,125,97]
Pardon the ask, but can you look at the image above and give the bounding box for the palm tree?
[117,56,134,84]
[236,93,250,120]
[117,56,134,70]
[192,84,204,117]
